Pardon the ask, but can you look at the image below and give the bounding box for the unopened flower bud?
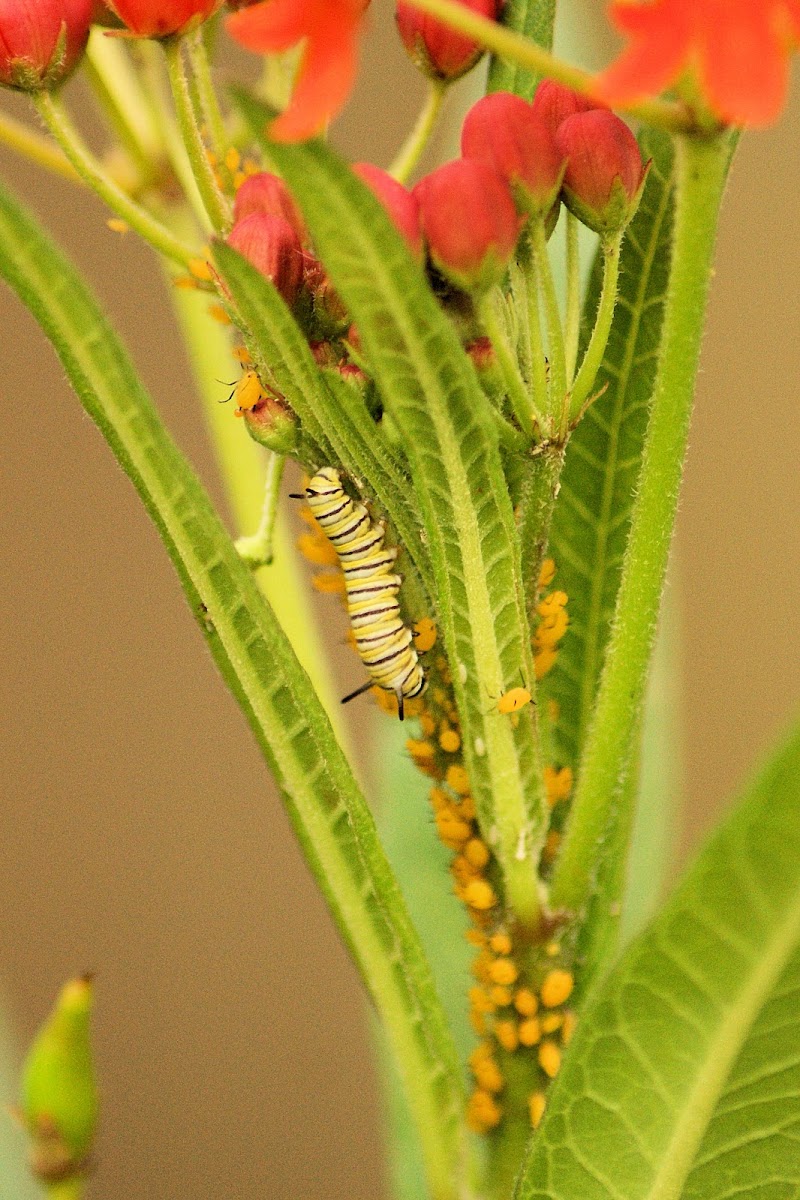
[232,172,306,242]
[396,0,500,81]
[105,0,220,38]
[353,163,423,259]
[461,92,566,219]
[415,159,521,294]
[530,80,602,140]
[226,212,304,306]
[22,976,97,1184]
[556,110,648,236]
[0,0,92,90]
[241,391,298,454]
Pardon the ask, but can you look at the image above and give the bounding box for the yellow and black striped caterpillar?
[299,467,426,720]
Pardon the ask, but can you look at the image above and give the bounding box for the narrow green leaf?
[683,942,800,1200]
[214,241,435,600]
[242,93,547,925]
[515,720,800,1200]
[545,129,675,773]
[0,181,465,1200]
[487,0,556,96]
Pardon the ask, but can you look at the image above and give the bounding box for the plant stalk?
[389,79,447,184]
[567,231,622,428]
[549,133,735,916]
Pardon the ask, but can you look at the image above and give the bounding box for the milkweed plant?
[3,0,800,1197]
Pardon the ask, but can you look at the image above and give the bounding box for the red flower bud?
[0,0,92,90]
[461,92,566,219]
[353,163,423,260]
[232,172,306,242]
[396,0,500,81]
[226,212,304,305]
[241,390,298,454]
[105,0,220,38]
[556,110,648,236]
[415,159,521,294]
[530,80,602,140]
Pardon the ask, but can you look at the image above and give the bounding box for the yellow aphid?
[489,958,518,987]
[545,942,561,958]
[465,838,490,870]
[466,928,487,948]
[208,304,232,325]
[494,1020,519,1054]
[233,345,253,364]
[106,217,129,234]
[470,1010,488,1036]
[469,1040,494,1067]
[537,608,569,646]
[429,787,449,812]
[540,969,574,1008]
[471,952,493,983]
[543,830,562,862]
[420,712,437,737]
[534,647,558,681]
[312,573,347,596]
[451,856,478,886]
[406,738,436,762]
[463,880,496,911]
[466,1089,502,1133]
[514,988,538,1017]
[541,1013,563,1034]
[472,1054,504,1093]
[435,810,472,849]
[188,256,214,282]
[297,532,340,567]
[489,932,512,956]
[497,686,531,715]
[538,590,568,617]
[224,146,241,172]
[439,728,461,754]
[519,1017,542,1047]
[233,171,247,190]
[538,558,556,589]
[561,1011,577,1045]
[529,1092,547,1129]
[446,764,471,795]
[458,795,476,820]
[172,275,201,290]
[544,765,574,808]
[490,985,513,1008]
[538,1040,562,1079]
[234,369,268,412]
[413,616,438,653]
[468,986,496,1015]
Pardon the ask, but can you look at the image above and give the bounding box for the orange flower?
[595,0,800,127]
[227,0,370,142]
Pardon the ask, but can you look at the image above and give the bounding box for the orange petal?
[227,0,313,53]
[269,16,361,141]
[699,5,791,125]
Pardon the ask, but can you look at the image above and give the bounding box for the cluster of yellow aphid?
[296,505,576,1135]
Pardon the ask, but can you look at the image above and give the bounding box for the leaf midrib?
[646,889,800,1200]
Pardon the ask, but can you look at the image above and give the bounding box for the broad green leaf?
[487,0,556,96]
[683,943,800,1200]
[545,129,675,774]
[245,93,547,925]
[515,720,800,1200]
[0,182,465,1199]
[214,241,435,601]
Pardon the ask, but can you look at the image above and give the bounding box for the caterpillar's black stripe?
[304,467,426,719]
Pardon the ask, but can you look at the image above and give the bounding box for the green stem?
[399,0,693,133]
[567,232,622,429]
[389,79,447,184]
[549,133,735,916]
[32,92,195,269]
[564,210,581,386]
[0,109,78,183]
[185,27,228,164]
[479,290,539,436]
[518,439,567,605]
[531,219,566,424]
[163,35,231,232]
[235,452,285,567]
[84,29,161,181]
[45,1179,85,1200]
[518,240,549,425]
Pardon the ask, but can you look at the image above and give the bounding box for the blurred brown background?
[1,4,799,1198]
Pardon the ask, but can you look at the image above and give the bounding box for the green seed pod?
[21,976,98,1185]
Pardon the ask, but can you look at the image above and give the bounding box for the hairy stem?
[185,27,228,164]
[567,231,622,429]
[479,290,539,436]
[84,29,161,180]
[549,133,735,916]
[0,109,78,183]
[235,452,285,567]
[564,211,581,385]
[530,219,566,424]
[32,92,195,269]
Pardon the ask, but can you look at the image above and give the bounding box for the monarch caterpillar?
[298,467,426,720]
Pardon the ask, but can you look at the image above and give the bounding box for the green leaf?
[0,180,465,1200]
[213,241,435,601]
[545,129,676,774]
[487,0,556,97]
[515,720,800,1200]
[243,92,547,926]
